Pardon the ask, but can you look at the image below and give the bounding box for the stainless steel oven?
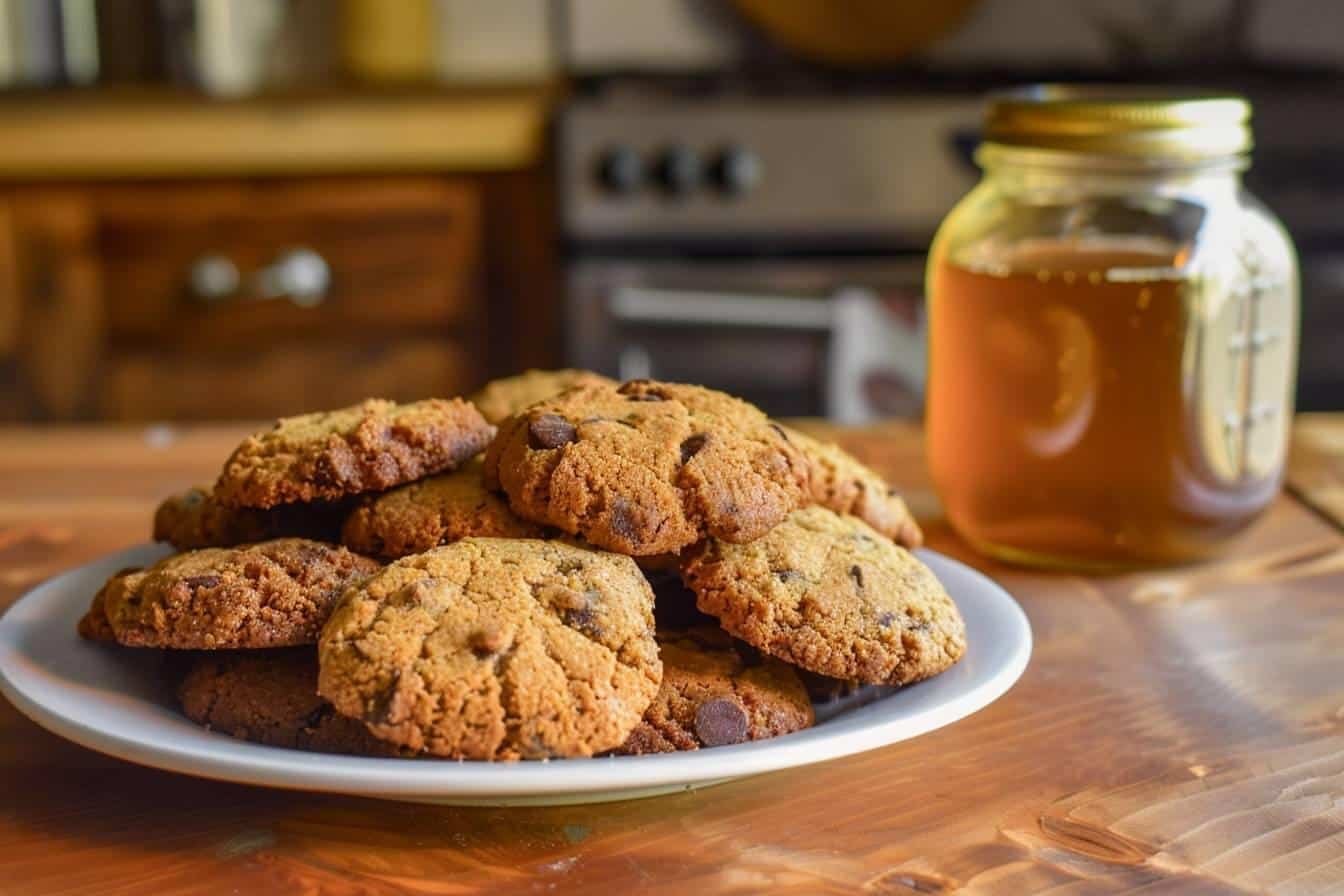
[567,255,930,420]
[558,93,982,421]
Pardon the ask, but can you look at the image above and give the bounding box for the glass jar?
[926,87,1299,569]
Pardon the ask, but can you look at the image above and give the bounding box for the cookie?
[340,459,546,559]
[101,538,380,649]
[76,573,127,642]
[215,398,494,509]
[681,506,966,686]
[177,648,403,756]
[483,380,810,556]
[616,626,813,755]
[318,538,661,759]
[782,426,923,548]
[472,369,616,425]
[153,485,347,550]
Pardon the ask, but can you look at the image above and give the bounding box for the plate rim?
[0,543,1032,800]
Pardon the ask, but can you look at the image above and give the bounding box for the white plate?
[0,544,1031,806]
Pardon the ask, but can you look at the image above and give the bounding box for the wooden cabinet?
[0,175,510,421]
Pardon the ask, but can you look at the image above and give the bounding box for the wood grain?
[1288,413,1344,530]
[1,421,1343,894]
[95,178,480,345]
[5,192,104,420]
[0,88,550,179]
[0,176,493,422]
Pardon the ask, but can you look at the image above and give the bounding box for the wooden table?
[2,419,1343,895]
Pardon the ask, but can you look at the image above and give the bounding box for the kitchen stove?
[559,75,1344,416]
[559,87,982,420]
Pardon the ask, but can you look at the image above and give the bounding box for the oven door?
[566,256,927,421]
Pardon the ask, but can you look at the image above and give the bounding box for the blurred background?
[0,0,1340,423]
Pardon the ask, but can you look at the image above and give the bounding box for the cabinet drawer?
[96,178,479,348]
[100,338,476,421]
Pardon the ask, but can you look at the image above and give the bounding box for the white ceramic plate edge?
[0,544,1031,804]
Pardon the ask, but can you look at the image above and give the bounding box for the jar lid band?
[983,85,1252,159]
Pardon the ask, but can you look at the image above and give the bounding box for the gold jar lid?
[983,85,1252,159]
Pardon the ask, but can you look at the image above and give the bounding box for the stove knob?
[653,144,703,197]
[595,145,644,196]
[709,145,762,196]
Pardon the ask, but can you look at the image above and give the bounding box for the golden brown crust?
[471,369,616,425]
[681,507,966,686]
[215,398,494,509]
[177,648,404,756]
[782,426,923,548]
[318,538,661,760]
[340,459,546,559]
[77,575,126,642]
[616,627,813,755]
[482,380,811,556]
[101,539,381,649]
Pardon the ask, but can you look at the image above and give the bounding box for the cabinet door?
[97,178,479,348]
[0,177,485,421]
[0,191,103,420]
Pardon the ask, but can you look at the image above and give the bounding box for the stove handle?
[610,286,833,330]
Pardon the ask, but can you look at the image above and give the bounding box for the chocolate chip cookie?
[681,507,966,686]
[76,573,127,642]
[215,398,494,509]
[318,538,661,759]
[471,369,616,425]
[101,538,380,649]
[617,626,813,755]
[782,426,923,548]
[154,485,347,550]
[483,380,811,556]
[340,459,546,559]
[178,648,403,756]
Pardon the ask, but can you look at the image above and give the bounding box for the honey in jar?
[926,88,1298,569]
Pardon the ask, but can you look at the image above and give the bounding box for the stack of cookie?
[79,370,966,761]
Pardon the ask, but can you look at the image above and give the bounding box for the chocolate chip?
[469,626,508,656]
[528,414,577,450]
[776,569,805,583]
[563,605,605,638]
[182,574,221,590]
[876,610,897,628]
[609,497,639,543]
[680,434,708,464]
[850,565,865,590]
[694,697,749,747]
[561,591,605,638]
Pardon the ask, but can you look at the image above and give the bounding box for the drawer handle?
[188,248,330,308]
[256,248,331,308]
[188,254,240,303]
